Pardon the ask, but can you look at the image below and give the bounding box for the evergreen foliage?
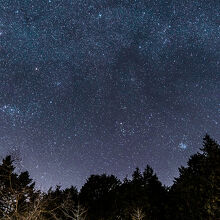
[168,134,220,220]
[0,134,219,219]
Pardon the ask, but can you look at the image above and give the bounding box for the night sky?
[0,0,219,190]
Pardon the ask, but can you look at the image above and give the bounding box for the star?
[0,0,218,190]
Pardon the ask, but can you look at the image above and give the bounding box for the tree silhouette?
[169,134,220,219]
[0,134,219,219]
[116,165,166,220]
[0,155,38,219]
[79,174,121,220]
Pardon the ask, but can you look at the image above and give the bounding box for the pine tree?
[79,174,120,220]
[169,135,220,219]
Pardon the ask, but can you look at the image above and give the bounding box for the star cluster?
[0,0,219,189]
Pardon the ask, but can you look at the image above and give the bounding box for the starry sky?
[0,0,219,190]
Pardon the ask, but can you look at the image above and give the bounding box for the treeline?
[0,134,219,219]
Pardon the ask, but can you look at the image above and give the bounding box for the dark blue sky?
[0,0,219,190]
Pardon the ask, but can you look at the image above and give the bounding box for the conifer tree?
[169,135,220,219]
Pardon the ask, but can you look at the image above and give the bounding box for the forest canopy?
[0,134,219,220]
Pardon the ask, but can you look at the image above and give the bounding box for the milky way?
[0,0,219,190]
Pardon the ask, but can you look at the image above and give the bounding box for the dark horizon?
[4,133,218,192]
